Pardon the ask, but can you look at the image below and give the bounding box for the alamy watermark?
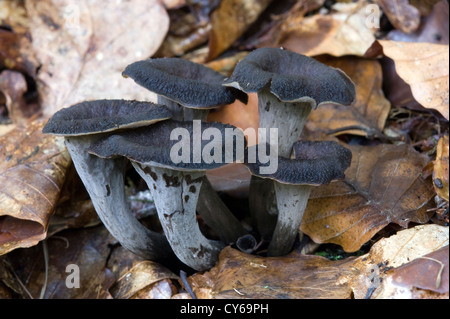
[169,120,279,174]
[65,264,80,289]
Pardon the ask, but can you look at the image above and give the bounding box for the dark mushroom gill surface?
[223,47,355,105]
[87,119,246,170]
[42,99,172,136]
[244,140,352,185]
[123,58,247,108]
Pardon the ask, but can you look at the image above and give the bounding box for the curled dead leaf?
[0,119,71,255]
[109,261,178,299]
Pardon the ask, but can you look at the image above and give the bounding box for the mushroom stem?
[157,95,246,243]
[267,183,312,257]
[250,86,313,236]
[257,85,313,157]
[157,96,209,122]
[64,136,174,262]
[197,177,248,244]
[133,163,224,271]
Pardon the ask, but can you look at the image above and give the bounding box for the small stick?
[180,270,197,299]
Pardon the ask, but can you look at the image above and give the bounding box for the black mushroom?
[122,57,249,244]
[122,57,248,121]
[245,140,352,256]
[223,47,356,238]
[42,99,176,263]
[88,119,246,271]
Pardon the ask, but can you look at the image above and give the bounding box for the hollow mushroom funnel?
[245,140,352,257]
[88,120,246,271]
[223,47,355,157]
[223,47,356,239]
[122,57,249,244]
[42,99,175,263]
[122,57,247,121]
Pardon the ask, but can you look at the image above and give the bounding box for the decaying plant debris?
[0,0,448,299]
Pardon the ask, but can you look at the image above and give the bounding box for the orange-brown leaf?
[301,143,435,252]
[0,119,71,255]
[379,40,449,120]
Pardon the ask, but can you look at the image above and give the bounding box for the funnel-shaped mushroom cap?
[223,47,356,107]
[122,58,248,108]
[42,99,172,136]
[245,140,352,185]
[88,120,246,171]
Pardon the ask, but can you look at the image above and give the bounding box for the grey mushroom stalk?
[245,140,353,256]
[122,57,249,244]
[224,47,356,254]
[42,99,176,263]
[88,120,246,271]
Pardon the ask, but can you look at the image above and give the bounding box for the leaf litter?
[0,0,448,299]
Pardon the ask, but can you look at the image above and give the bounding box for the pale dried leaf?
[379,40,449,120]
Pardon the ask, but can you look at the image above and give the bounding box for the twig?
[180,270,197,299]
[418,256,445,289]
[39,239,49,299]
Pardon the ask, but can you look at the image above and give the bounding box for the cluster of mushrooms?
[43,47,356,271]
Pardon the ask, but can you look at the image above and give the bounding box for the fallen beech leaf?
[377,0,421,33]
[188,246,357,299]
[307,56,390,137]
[0,119,71,255]
[348,224,449,298]
[301,143,435,252]
[6,225,116,299]
[433,135,449,201]
[0,70,39,123]
[0,0,29,34]
[386,0,449,44]
[109,261,178,299]
[0,29,37,77]
[379,40,449,120]
[26,0,169,117]
[132,279,177,299]
[272,2,377,57]
[207,0,273,61]
[392,245,449,294]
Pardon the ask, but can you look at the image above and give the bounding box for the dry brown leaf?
[26,0,169,117]
[6,225,116,298]
[0,119,71,255]
[0,29,37,77]
[109,260,178,299]
[131,279,177,299]
[433,135,449,201]
[306,56,391,137]
[377,0,421,33]
[271,1,377,57]
[392,245,449,294]
[379,40,449,120]
[348,224,449,298]
[0,70,39,123]
[207,92,259,144]
[207,0,273,61]
[301,143,435,252]
[386,0,449,44]
[188,246,357,299]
